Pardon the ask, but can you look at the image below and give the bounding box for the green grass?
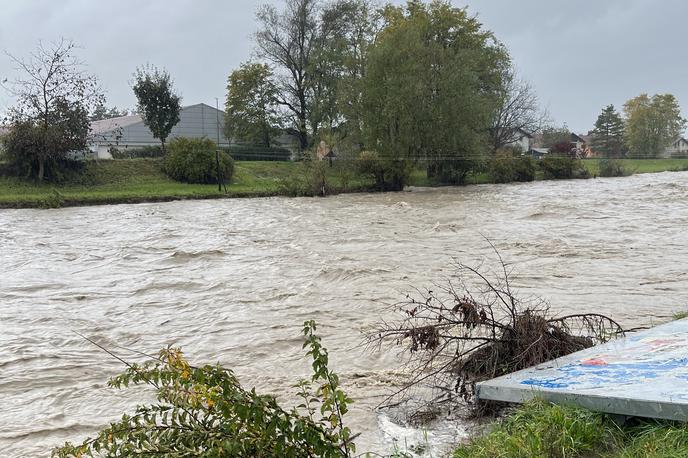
[0,159,368,208]
[454,400,688,458]
[2,158,688,209]
[672,311,688,321]
[583,158,688,176]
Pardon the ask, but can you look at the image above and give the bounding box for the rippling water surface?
[2,172,688,457]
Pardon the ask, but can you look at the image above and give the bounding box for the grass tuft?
[454,399,688,458]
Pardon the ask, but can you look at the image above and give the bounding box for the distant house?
[89,103,230,159]
[663,137,688,158]
[529,131,590,159]
[503,128,534,153]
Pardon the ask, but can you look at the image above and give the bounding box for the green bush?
[164,137,234,184]
[357,151,411,191]
[53,321,356,458]
[110,145,164,159]
[278,156,333,197]
[597,158,631,177]
[488,155,536,183]
[220,144,292,161]
[539,156,590,180]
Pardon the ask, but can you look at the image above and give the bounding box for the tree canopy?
[132,65,182,153]
[591,104,625,157]
[225,62,282,147]
[361,0,509,184]
[2,39,103,181]
[623,93,686,158]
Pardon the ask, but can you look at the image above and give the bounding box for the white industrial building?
[88,103,230,159]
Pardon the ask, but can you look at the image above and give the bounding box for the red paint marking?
[581,358,608,366]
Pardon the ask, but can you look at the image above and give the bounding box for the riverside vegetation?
[1,155,688,209]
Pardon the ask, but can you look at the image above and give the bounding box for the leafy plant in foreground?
[53,321,354,457]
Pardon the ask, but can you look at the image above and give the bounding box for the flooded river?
[2,171,688,457]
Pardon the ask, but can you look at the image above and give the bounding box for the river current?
[2,171,688,456]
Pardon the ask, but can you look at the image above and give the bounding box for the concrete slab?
[476,318,688,421]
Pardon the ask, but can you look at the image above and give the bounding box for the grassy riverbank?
[454,399,688,458]
[2,158,688,209]
[0,159,367,208]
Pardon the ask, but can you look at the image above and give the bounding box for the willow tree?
[362,0,508,186]
[623,93,685,158]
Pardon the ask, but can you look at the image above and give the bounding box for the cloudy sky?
[1,0,686,133]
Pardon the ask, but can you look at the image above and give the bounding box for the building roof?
[517,128,534,138]
[90,114,143,135]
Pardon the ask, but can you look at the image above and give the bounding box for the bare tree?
[490,68,548,152]
[3,39,103,180]
[255,0,322,150]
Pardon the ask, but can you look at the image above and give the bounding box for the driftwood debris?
[370,245,624,414]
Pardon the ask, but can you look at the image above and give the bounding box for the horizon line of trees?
[222,0,554,187]
[589,95,686,159]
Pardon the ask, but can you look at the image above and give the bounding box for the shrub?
[597,158,631,177]
[164,137,234,184]
[278,155,333,197]
[539,156,590,179]
[356,151,411,191]
[110,145,164,159]
[426,159,479,185]
[221,144,292,161]
[1,121,86,182]
[488,154,536,183]
[53,321,355,458]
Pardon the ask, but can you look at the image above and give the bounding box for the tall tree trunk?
[161,139,166,155]
[38,159,45,182]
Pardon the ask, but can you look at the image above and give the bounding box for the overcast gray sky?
[1,0,686,133]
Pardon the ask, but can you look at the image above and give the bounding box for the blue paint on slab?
[477,318,688,420]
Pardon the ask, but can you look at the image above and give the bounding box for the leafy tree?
[53,321,355,457]
[317,0,379,151]
[2,39,103,181]
[225,62,282,147]
[490,68,548,152]
[623,93,686,158]
[89,102,130,121]
[132,65,181,153]
[362,0,508,186]
[539,125,571,149]
[591,104,625,157]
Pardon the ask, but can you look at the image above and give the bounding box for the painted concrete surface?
[477,318,688,420]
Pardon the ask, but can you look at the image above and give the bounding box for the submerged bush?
[598,158,631,177]
[539,156,590,179]
[53,321,356,457]
[164,137,234,184]
[488,154,536,183]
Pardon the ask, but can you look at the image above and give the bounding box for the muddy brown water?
[2,171,688,457]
